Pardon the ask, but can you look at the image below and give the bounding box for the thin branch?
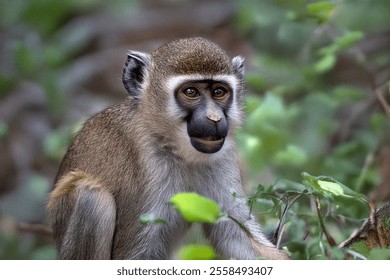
[344,249,367,260]
[276,223,286,249]
[315,198,336,247]
[355,152,375,193]
[227,214,251,236]
[16,223,53,236]
[373,85,390,115]
[273,194,301,247]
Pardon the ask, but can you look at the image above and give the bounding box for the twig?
[344,249,367,260]
[276,223,286,249]
[227,214,251,236]
[355,152,375,193]
[274,194,302,249]
[315,198,336,246]
[16,223,53,236]
[373,85,390,116]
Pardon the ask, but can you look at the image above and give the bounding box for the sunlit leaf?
[317,180,346,197]
[307,1,335,23]
[314,54,336,73]
[319,31,364,57]
[307,2,335,14]
[301,172,368,205]
[169,193,221,223]
[178,245,217,260]
[334,31,364,49]
[274,144,308,166]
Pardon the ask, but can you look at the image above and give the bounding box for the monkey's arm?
[47,171,116,259]
[203,195,289,260]
[203,219,288,259]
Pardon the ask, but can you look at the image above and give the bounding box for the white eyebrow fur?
[166,74,238,94]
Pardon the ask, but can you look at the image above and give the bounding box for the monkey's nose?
[206,112,221,123]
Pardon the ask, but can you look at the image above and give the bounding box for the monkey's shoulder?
[83,98,136,130]
[55,99,141,183]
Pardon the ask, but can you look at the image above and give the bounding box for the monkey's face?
[122,38,245,157]
[173,79,233,154]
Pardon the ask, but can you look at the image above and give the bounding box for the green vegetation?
[234,0,390,259]
[0,0,389,259]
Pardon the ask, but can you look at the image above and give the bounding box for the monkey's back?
[55,98,143,189]
[49,98,155,258]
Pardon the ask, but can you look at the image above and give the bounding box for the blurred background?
[0,0,389,259]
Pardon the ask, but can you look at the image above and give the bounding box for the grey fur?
[46,37,289,260]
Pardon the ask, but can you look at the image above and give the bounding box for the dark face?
[175,80,233,154]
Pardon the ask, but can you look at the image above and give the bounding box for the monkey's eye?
[212,87,228,99]
[182,87,200,98]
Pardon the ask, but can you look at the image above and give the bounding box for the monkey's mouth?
[193,135,223,142]
[190,136,225,154]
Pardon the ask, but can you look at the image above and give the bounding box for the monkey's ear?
[232,56,245,81]
[122,51,151,98]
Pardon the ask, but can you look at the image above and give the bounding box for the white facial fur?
[166,74,242,123]
[165,74,242,162]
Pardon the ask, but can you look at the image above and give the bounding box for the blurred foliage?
[0,0,138,114]
[178,244,217,260]
[0,0,137,260]
[237,0,389,185]
[0,232,56,260]
[43,121,83,161]
[234,0,390,259]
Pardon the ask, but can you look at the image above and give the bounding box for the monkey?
[46,37,289,260]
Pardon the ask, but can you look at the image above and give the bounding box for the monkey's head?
[122,37,245,158]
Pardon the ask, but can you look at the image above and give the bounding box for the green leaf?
[178,245,217,260]
[22,0,75,35]
[350,241,370,257]
[317,180,347,197]
[274,144,308,166]
[29,175,49,199]
[301,172,368,204]
[13,41,40,77]
[306,1,335,23]
[169,192,221,223]
[246,93,284,130]
[241,134,262,159]
[43,122,82,161]
[0,122,8,139]
[334,31,364,50]
[273,179,310,194]
[0,74,15,97]
[307,2,335,14]
[30,245,57,260]
[314,54,336,73]
[139,213,167,225]
[251,198,274,214]
[318,31,364,57]
[368,248,390,260]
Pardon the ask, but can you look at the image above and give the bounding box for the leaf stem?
[315,198,336,246]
